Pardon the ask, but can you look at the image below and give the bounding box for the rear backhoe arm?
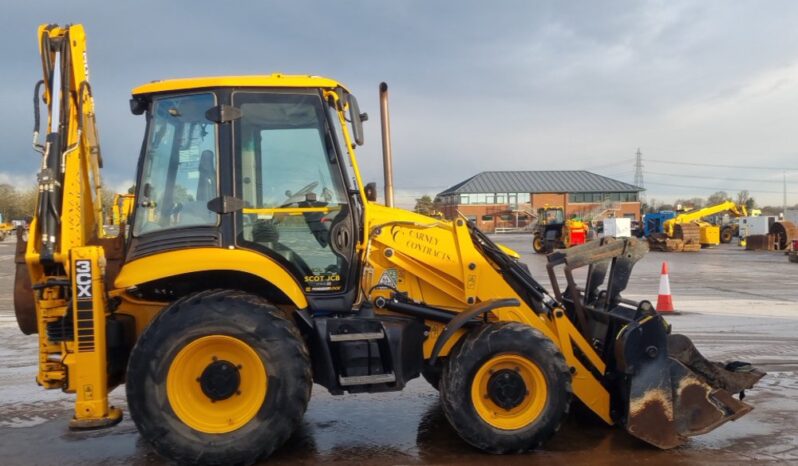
[17,23,120,429]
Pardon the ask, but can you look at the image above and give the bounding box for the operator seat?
[196,150,215,203]
[178,150,216,225]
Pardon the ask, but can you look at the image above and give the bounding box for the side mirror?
[364,182,377,202]
[129,97,147,115]
[348,94,365,146]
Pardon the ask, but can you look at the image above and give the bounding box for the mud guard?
[428,298,520,366]
[615,314,765,449]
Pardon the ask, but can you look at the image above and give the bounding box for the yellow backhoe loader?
[110,193,135,226]
[14,24,764,465]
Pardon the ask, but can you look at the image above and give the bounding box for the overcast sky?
[2,1,797,208]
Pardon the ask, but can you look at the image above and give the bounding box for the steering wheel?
[280,181,319,208]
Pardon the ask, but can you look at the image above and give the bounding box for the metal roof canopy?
[438,171,643,196]
[132,74,346,96]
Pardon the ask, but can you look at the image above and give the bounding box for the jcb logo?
[75,260,92,300]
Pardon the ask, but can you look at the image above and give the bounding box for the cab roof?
[132,74,347,96]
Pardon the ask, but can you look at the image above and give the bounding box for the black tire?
[422,362,443,390]
[720,226,733,244]
[440,322,571,453]
[532,235,546,254]
[126,289,312,465]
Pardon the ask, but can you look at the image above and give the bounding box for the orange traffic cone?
[656,261,678,314]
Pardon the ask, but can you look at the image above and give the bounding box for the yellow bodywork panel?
[360,203,613,424]
[700,224,720,246]
[114,248,309,309]
[111,292,167,338]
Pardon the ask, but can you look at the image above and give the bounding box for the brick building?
[437,171,643,233]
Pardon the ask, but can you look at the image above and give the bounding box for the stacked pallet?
[673,223,702,252]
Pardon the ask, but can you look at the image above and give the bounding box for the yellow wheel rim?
[166,335,267,434]
[533,237,543,251]
[471,353,548,430]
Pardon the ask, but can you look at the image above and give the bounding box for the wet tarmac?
[1,234,797,465]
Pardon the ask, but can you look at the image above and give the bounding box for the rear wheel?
[720,226,733,244]
[440,322,571,453]
[126,290,311,465]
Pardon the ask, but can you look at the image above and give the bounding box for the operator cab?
[127,76,364,312]
[539,207,564,225]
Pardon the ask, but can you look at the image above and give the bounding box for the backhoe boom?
[19,23,119,428]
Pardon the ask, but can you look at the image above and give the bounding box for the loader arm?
[471,226,764,448]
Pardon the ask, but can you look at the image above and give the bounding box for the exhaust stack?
[379,82,395,207]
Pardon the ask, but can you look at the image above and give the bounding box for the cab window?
[133,93,218,235]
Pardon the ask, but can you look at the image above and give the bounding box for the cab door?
[232,90,359,311]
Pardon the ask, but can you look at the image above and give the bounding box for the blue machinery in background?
[643,211,676,237]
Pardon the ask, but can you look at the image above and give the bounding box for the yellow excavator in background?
[13,24,764,465]
[649,200,748,252]
[0,215,15,241]
[110,193,135,226]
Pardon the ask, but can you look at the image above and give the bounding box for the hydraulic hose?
[33,80,44,138]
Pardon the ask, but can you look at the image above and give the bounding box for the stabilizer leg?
[67,247,122,430]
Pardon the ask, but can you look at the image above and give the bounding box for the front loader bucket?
[616,316,765,449]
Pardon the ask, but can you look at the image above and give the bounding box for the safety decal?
[377,268,398,288]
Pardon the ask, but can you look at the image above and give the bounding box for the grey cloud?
[1,1,797,205]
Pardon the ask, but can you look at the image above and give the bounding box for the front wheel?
[126,290,311,465]
[440,322,572,453]
[532,236,546,254]
[562,231,571,248]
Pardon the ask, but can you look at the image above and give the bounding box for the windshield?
[133,93,218,236]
